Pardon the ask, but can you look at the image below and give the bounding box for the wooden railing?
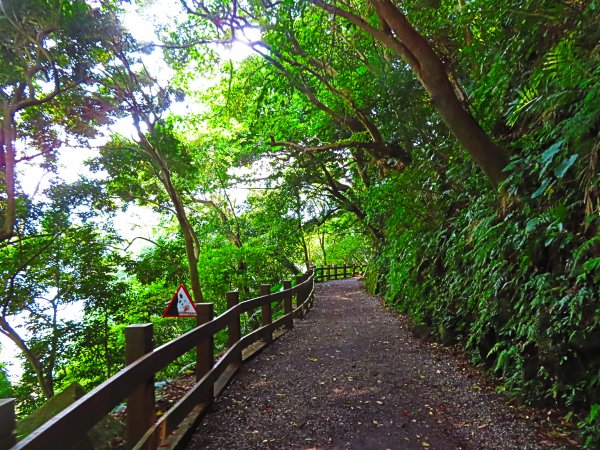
[2,271,316,450]
[314,264,366,282]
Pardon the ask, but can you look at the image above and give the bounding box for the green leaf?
[541,141,563,164]
[540,141,563,176]
[525,218,540,233]
[532,178,550,198]
[553,154,578,178]
[589,404,600,422]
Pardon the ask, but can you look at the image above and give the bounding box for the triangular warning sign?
[163,284,197,318]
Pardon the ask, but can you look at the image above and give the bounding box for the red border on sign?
[162,284,198,318]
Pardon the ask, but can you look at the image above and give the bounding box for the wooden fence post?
[226,291,241,366]
[343,264,347,279]
[283,280,293,330]
[125,324,155,450]
[302,276,310,315]
[352,265,356,277]
[304,275,311,313]
[0,399,15,450]
[294,275,303,316]
[308,272,314,309]
[333,264,337,280]
[196,303,214,403]
[326,265,331,281]
[260,284,273,344]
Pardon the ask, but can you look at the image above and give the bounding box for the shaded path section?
[186,279,561,449]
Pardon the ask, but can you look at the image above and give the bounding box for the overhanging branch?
[268,136,411,167]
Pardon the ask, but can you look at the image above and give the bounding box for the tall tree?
[0,0,116,242]
[306,0,509,185]
[0,180,123,401]
[95,33,207,302]
[173,0,508,185]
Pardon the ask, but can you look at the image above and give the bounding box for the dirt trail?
[186,278,573,449]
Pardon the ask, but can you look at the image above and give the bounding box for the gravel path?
[185,278,575,449]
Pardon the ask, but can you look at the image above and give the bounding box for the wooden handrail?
[10,271,316,450]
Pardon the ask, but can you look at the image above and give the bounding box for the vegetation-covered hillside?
[1,0,598,445]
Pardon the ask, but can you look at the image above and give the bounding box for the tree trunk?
[0,113,17,242]
[278,256,301,275]
[0,317,54,399]
[311,0,509,186]
[138,131,205,305]
[315,157,386,243]
[104,313,112,377]
[296,213,311,270]
[371,0,508,185]
[351,149,371,188]
[300,231,310,270]
[163,173,204,304]
[319,231,327,266]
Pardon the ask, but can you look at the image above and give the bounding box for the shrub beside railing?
[2,271,316,450]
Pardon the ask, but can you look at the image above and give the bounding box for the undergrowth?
[372,2,600,444]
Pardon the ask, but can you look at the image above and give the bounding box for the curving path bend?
[186,278,571,450]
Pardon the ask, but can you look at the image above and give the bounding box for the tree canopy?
[0,0,598,445]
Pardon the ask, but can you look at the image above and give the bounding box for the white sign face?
[163,284,197,318]
[176,287,195,316]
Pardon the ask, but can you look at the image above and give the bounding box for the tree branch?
[268,136,411,167]
[309,0,421,71]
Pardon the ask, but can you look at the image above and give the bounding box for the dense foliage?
[0,0,598,445]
